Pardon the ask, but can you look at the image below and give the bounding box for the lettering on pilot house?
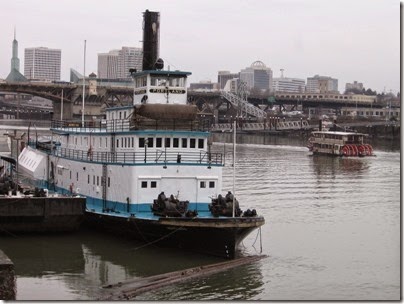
[134,89,147,95]
[149,88,186,94]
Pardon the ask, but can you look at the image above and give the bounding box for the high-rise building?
[217,71,239,89]
[272,75,305,93]
[97,47,142,79]
[239,61,273,92]
[345,81,364,92]
[98,50,120,79]
[11,28,20,72]
[119,47,142,78]
[24,47,61,81]
[306,75,338,93]
[189,80,218,91]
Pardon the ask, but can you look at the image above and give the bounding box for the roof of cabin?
[312,131,365,136]
[133,70,191,77]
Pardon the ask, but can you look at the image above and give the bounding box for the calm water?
[0,134,400,300]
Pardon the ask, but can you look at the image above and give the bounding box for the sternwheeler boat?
[307,131,374,157]
[16,10,264,258]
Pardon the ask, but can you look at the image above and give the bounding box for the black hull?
[84,212,265,259]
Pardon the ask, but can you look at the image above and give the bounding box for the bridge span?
[0,81,390,121]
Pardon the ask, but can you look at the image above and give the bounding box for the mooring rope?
[129,216,199,252]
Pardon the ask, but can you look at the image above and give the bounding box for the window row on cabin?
[140,180,215,189]
[65,136,205,150]
[61,170,112,188]
[119,137,205,149]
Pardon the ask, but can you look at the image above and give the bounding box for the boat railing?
[313,138,345,145]
[51,119,131,132]
[51,118,211,132]
[31,142,223,165]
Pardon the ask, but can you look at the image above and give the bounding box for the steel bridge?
[0,81,386,120]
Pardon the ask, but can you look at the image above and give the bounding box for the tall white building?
[239,61,273,92]
[98,47,142,79]
[217,71,239,89]
[306,75,338,93]
[24,47,61,81]
[98,50,120,79]
[272,76,305,93]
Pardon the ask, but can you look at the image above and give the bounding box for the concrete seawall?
[0,196,86,233]
[0,250,15,300]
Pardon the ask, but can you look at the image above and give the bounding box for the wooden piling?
[100,254,267,300]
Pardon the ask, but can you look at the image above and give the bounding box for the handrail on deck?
[51,118,212,132]
[30,142,223,166]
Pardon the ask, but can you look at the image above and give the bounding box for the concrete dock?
[0,196,86,233]
[0,250,15,300]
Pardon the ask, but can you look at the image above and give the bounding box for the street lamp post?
[144,139,148,163]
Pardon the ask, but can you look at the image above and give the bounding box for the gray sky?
[0,0,400,94]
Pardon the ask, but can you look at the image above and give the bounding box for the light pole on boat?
[82,40,87,128]
[144,138,148,163]
[232,120,236,218]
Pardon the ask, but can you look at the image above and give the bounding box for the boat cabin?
[133,70,191,105]
[311,131,365,145]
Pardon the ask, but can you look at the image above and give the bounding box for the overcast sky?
[0,0,400,93]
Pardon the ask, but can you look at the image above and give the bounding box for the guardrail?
[33,142,223,166]
[51,119,211,133]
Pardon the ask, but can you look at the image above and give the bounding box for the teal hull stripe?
[33,180,211,219]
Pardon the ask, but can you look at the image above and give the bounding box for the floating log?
[100,254,267,300]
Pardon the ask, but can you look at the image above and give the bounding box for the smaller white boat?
[307,131,374,157]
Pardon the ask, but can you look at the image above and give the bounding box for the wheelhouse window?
[147,138,154,148]
[190,138,196,148]
[156,138,162,148]
[139,138,145,148]
[198,139,204,149]
[151,181,157,188]
[181,138,187,148]
[200,181,206,188]
[173,138,179,148]
[165,138,171,147]
[209,181,215,188]
[141,181,147,188]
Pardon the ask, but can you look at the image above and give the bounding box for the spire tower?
[11,27,20,72]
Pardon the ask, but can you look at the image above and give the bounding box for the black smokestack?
[142,10,160,71]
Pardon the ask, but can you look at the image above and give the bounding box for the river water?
[0,134,400,300]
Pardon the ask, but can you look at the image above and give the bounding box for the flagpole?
[82,40,86,127]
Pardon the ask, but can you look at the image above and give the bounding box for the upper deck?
[311,131,366,145]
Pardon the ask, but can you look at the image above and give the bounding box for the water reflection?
[136,260,265,300]
[310,155,370,177]
[1,234,84,277]
[1,228,264,300]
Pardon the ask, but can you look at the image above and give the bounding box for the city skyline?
[0,0,400,94]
